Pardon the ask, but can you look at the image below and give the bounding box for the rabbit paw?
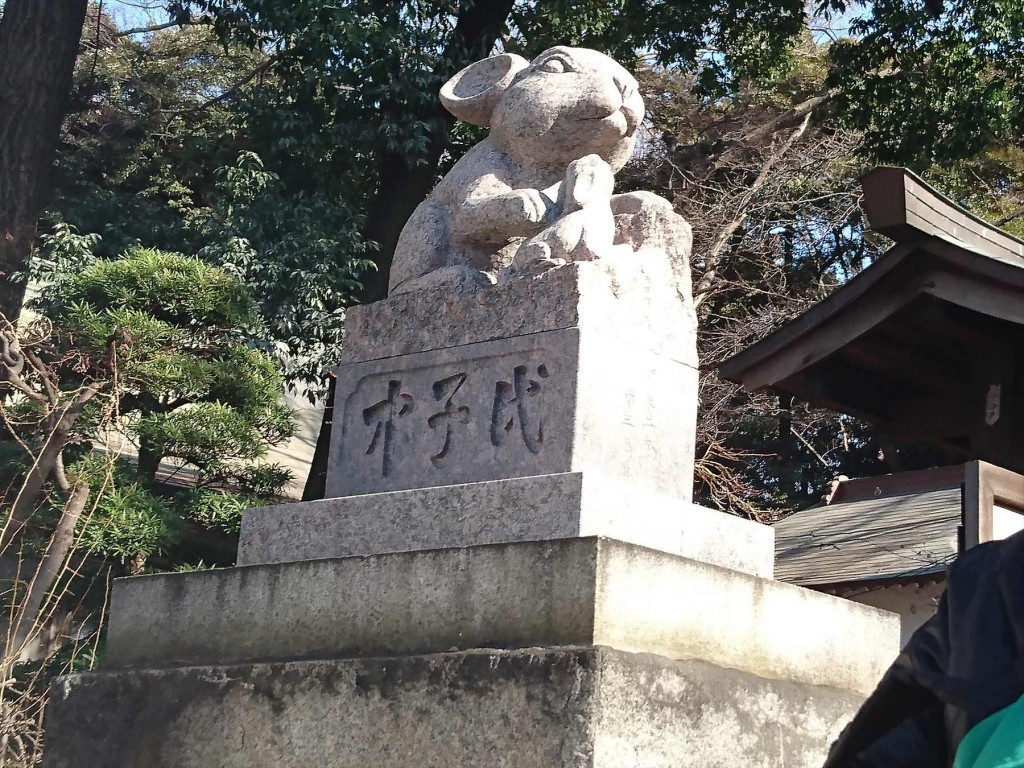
[511,188,551,225]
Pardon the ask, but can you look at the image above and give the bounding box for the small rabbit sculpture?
[388,46,691,299]
[512,153,627,269]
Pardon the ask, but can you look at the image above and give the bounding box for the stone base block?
[105,538,897,695]
[238,472,774,578]
[44,647,862,768]
[339,256,697,365]
[326,326,697,500]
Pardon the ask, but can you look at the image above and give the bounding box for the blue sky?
[105,0,168,30]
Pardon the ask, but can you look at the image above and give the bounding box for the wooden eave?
[827,463,966,505]
[718,237,1024,392]
[861,166,1024,265]
[815,571,947,597]
[717,167,1024,470]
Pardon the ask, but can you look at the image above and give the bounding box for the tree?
[0,242,295,763]
[189,151,374,394]
[35,246,294,488]
[0,0,89,319]
[55,24,372,397]
[56,18,264,257]
[829,0,1024,166]
[2,239,294,579]
[623,35,971,516]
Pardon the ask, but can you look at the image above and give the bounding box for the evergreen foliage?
[0,240,295,765]
[830,0,1024,165]
[35,245,294,489]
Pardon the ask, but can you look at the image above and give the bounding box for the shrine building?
[719,168,1024,642]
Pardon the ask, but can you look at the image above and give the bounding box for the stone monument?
[43,47,899,767]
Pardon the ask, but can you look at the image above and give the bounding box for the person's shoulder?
[949,530,1024,582]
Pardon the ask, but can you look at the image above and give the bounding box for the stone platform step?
[45,647,865,768]
[105,537,896,695]
[238,472,774,578]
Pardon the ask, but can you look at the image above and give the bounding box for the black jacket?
[823,528,1024,767]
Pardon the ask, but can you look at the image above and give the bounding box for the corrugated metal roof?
[774,488,961,586]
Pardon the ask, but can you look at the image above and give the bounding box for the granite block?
[104,537,897,695]
[44,647,864,768]
[341,255,697,365]
[238,472,774,578]
[326,329,697,499]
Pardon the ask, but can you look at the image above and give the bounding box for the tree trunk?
[0,388,99,556]
[0,0,89,321]
[5,481,89,671]
[136,437,162,484]
[777,393,796,463]
[302,0,515,499]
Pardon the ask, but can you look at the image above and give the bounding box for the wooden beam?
[832,464,966,503]
[841,335,968,395]
[926,271,1024,327]
[782,359,913,422]
[964,461,1024,547]
[861,167,1024,264]
[878,394,973,443]
[728,259,935,391]
[966,338,1020,471]
[890,296,996,355]
[717,244,916,383]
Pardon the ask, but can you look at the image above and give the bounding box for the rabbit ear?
[440,53,529,127]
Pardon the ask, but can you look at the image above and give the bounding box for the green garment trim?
[953,694,1024,768]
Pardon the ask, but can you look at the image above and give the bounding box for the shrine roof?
[717,167,1024,467]
[773,464,965,587]
[774,487,960,586]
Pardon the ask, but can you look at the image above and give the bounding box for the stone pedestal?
[46,649,868,768]
[42,257,898,767]
[327,255,698,500]
[238,473,775,576]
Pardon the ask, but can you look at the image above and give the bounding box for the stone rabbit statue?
[388,46,693,300]
[512,153,627,269]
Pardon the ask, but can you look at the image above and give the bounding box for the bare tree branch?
[114,18,196,38]
[0,382,105,555]
[995,203,1024,227]
[6,482,90,670]
[694,110,815,305]
[159,57,277,117]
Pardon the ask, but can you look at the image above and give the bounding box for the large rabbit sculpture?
[388,46,692,299]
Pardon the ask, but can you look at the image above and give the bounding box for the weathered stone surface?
[105,537,896,694]
[44,647,864,768]
[327,326,697,499]
[592,650,858,767]
[388,45,696,299]
[238,472,774,578]
[512,154,627,270]
[341,254,696,364]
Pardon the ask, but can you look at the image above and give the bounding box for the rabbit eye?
[537,57,569,73]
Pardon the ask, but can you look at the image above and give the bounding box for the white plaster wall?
[849,580,946,647]
[993,505,1024,540]
[262,390,322,498]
